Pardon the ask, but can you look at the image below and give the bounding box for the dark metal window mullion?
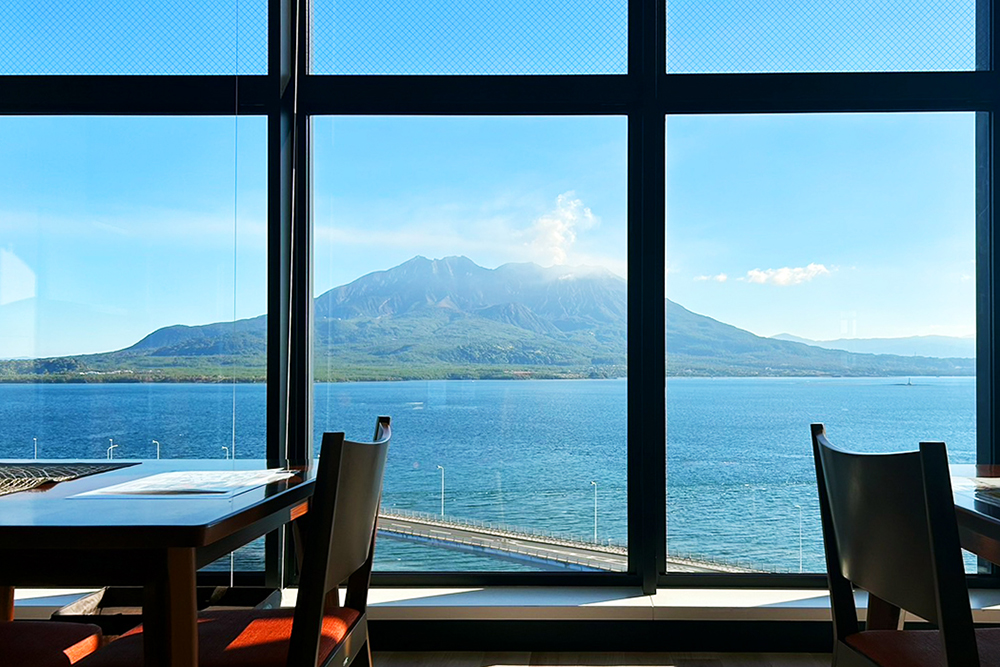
[288,0,314,468]
[976,112,994,470]
[265,0,298,589]
[624,0,666,595]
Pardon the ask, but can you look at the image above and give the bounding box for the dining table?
[952,464,1000,566]
[0,458,315,667]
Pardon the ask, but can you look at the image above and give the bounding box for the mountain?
[315,255,627,327]
[770,333,975,359]
[310,256,627,377]
[668,301,973,377]
[0,256,976,381]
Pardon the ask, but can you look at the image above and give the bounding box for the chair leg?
[352,640,372,667]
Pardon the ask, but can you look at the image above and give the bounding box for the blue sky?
[0,116,266,357]
[0,112,976,357]
[0,1,980,357]
[667,113,975,341]
[312,116,628,293]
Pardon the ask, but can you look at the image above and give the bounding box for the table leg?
[143,548,198,667]
[0,586,13,622]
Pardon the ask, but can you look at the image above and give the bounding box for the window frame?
[0,0,996,592]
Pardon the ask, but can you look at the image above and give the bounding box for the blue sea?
[0,377,976,574]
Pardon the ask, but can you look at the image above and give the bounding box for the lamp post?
[33,437,37,460]
[107,438,118,460]
[496,471,505,523]
[222,446,230,460]
[591,480,598,543]
[152,440,160,460]
[794,504,803,573]
[437,465,445,517]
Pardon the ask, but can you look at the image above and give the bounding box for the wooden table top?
[0,459,315,550]
[951,464,1000,565]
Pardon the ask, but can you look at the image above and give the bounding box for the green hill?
[0,256,975,382]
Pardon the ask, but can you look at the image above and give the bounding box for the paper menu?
[75,469,297,497]
[953,476,1000,493]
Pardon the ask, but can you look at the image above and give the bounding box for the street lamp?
[794,504,803,573]
[152,440,160,460]
[437,465,445,517]
[33,437,37,460]
[107,438,118,460]
[496,471,505,523]
[591,480,598,543]
[222,446,230,459]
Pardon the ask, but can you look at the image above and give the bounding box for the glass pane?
[667,0,978,73]
[0,0,267,75]
[310,0,627,75]
[665,113,975,573]
[312,116,627,572]
[0,116,268,570]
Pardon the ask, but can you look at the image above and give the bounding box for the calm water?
[0,377,976,573]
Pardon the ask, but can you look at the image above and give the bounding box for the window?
[311,116,628,572]
[0,114,267,569]
[1,0,995,592]
[666,0,978,73]
[310,0,628,75]
[665,113,976,574]
[0,0,267,75]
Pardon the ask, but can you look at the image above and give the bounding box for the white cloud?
[694,273,728,283]
[312,190,628,287]
[524,192,597,265]
[744,263,830,286]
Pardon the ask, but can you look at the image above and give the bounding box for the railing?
[379,521,618,571]
[378,507,763,573]
[380,507,627,553]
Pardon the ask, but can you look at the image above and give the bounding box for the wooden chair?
[812,422,1000,667]
[78,415,391,667]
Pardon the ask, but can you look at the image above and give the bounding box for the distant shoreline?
[0,369,982,385]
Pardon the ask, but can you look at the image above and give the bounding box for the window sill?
[308,587,1000,623]
[16,586,1000,624]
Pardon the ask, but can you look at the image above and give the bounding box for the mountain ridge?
[770,332,975,359]
[0,256,975,382]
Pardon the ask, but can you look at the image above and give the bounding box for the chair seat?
[0,620,103,666]
[846,628,1000,666]
[76,607,360,667]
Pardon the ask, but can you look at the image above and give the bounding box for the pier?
[378,509,757,573]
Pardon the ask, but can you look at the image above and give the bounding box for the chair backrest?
[811,423,977,664]
[289,416,391,667]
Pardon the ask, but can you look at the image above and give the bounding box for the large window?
[1,0,995,591]
[665,112,976,574]
[0,115,267,570]
[312,116,628,572]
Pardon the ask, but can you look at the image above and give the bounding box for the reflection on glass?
[312,116,627,572]
[665,113,975,573]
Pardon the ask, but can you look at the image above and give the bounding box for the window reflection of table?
[0,459,314,667]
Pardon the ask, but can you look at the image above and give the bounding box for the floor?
[373,653,832,666]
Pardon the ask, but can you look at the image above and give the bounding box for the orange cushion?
[0,620,103,666]
[846,628,1000,667]
[77,607,360,667]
